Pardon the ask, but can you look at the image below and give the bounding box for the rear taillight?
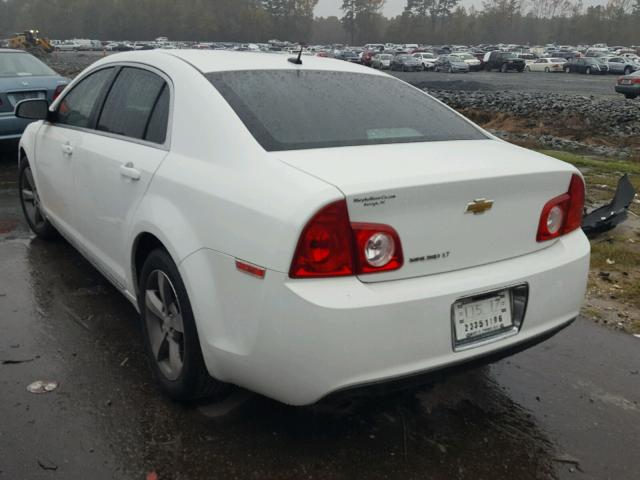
[352,224,403,274]
[289,201,355,278]
[537,174,585,242]
[53,84,67,101]
[289,200,403,278]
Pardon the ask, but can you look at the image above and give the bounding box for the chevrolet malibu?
[15,51,590,405]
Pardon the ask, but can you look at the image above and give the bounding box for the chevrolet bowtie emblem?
[465,198,494,215]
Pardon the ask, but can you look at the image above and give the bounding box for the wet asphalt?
[0,151,638,480]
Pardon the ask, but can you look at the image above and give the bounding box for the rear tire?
[585,67,591,75]
[18,160,58,240]
[525,65,531,72]
[139,248,228,402]
[564,67,570,73]
[500,63,508,73]
[544,67,550,73]
[624,67,632,75]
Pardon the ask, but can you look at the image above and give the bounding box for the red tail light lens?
[289,201,354,278]
[564,173,585,234]
[53,84,67,101]
[537,174,585,242]
[289,201,403,278]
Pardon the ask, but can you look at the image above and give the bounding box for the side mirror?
[15,99,49,120]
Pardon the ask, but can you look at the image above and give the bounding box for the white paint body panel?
[19,50,590,405]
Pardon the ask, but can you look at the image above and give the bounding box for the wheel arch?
[129,227,187,300]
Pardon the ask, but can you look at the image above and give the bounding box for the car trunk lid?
[277,139,576,283]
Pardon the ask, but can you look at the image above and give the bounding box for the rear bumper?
[615,85,640,95]
[0,113,33,140]
[181,230,590,405]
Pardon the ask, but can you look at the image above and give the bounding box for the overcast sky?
[315,0,603,17]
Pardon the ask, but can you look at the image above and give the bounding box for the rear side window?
[97,67,168,143]
[57,68,114,128]
[144,86,170,144]
[207,70,485,151]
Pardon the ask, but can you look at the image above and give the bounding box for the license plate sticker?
[453,290,513,343]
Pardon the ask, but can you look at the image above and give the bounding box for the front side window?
[207,70,486,152]
[97,67,168,142]
[57,68,114,128]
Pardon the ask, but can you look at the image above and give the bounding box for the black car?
[484,51,525,72]
[563,57,609,75]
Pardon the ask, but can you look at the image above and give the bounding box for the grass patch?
[581,305,603,320]
[590,239,640,270]
[539,150,640,176]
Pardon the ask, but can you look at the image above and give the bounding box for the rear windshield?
[0,52,56,77]
[206,70,485,151]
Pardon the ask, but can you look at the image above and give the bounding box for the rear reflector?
[537,174,585,242]
[235,260,266,279]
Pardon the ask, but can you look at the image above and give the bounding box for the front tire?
[139,248,227,402]
[18,160,58,240]
[585,67,591,74]
[500,63,508,73]
[544,67,550,73]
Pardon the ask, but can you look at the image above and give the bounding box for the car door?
[72,66,171,287]
[610,58,623,73]
[35,67,116,239]
[533,59,544,71]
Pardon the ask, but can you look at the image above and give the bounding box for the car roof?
[101,50,386,76]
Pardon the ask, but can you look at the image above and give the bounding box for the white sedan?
[15,51,590,406]
[526,57,567,72]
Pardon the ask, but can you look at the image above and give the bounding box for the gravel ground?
[426,89,640,158]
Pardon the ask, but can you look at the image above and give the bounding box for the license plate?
[7,91,45,107]
[453,290,512,344]
[621,79,632,85]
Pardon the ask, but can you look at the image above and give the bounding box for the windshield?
[380,54,392,59]
[206,70,486,151]
[458,54,474,60]
[0,52,56,77]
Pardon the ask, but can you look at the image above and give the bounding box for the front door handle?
[119,162,141,181]
[61,142,74,155]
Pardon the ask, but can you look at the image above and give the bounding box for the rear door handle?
[119,162,141,181]
[61,143,74,155]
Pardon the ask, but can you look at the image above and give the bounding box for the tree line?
[1,0,639,46]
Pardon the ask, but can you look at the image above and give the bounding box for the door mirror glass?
[15,99,49,120]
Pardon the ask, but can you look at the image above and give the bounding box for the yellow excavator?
[8,30,55,57]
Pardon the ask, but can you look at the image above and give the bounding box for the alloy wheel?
[144,270,185,381]
[20,166,46,230]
